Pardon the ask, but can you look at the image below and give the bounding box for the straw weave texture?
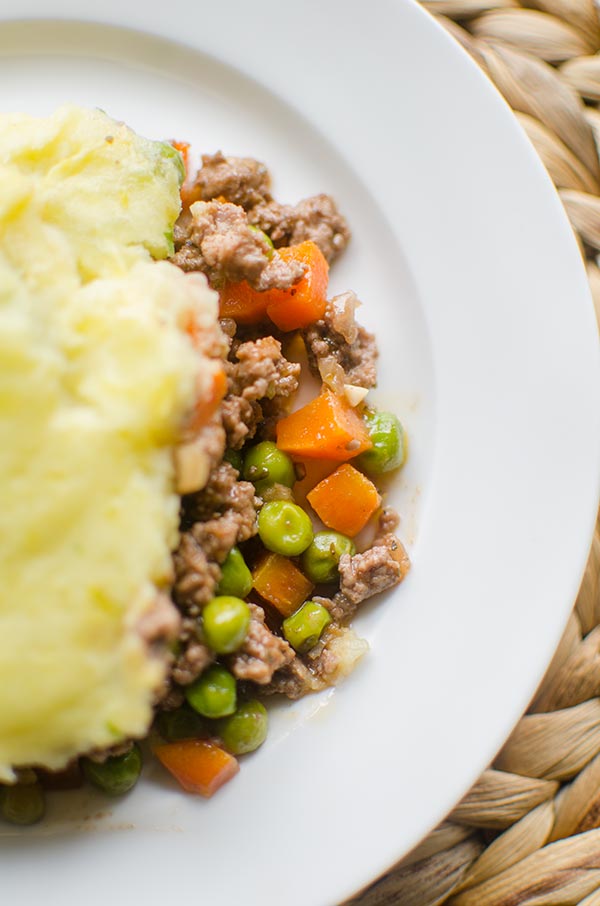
[350,2,600,903]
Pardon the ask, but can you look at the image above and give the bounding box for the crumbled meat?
[249,195,350,263]
[173,531,222,609]
[261,656,321,699]
[186,305,231,361]
[191,518,239,564]
[165,618,214,689]
[189,151,350,263]
[173,207,193,249]
[229,603,294,684]
[175,463,258,610]
[306,625,369,684]
[221,337,300,449]
[321,529,410,623]
[156,684,185,710]
[137,592,181,645]
[172,639,214,686]
[303,292,378,390]
[221,396,262,449]
[261,627,369,700]
[171,200,304,291]
[192,415,226,476]
[339,533,410,604]
[228,337,300,402]
[183,461,257,532]
[193,151,271,209]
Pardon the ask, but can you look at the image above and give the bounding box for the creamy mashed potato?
[0,106,219,780]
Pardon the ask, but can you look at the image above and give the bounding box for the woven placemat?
[349,2,600,904]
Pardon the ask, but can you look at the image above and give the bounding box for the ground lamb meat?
[189,151,350,264]
[171,200,304,291]
[157,684,185,711]
[228,337,300,402]
[303,292,378,391]
[262,626,369,699]
[261,656,319,699]
[173,531,222,610]
[136,592,181,646]
[307,625,369,684]
[221,395,263,449]
[186,301,231,361]
[222,336,300,449]
[175,463,259,611]
[339,534,409,605]
[183,461,257,531]
[172,639,214,686]
[321,529,410,624]
[249,195,351,263]
[193,151,271,209]
[229,603,294,684]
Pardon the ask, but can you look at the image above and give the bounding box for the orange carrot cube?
[307,464,381,536]
[154,739,239,798]
[276,391,372,462]
[252,552,314,616]
[265,241,329,331]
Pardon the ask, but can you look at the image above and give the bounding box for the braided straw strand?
[351,2,600,904]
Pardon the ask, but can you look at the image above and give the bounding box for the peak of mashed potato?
[0,106,219,780]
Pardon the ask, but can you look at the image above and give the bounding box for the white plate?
[1,2,599,904]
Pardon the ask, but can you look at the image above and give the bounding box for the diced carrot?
[276,391,372,462]
[219,281,270,325]
[154,739,239,797]
[171,140,190,175]
[293,458,339,510]
[171,140,199,208]
[307,463,381,536]
[187,368,227,433]
[264,241,329,331]
[252,552,314,617]
[218,241,328,330]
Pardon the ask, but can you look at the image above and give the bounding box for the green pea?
[223,448,244,473]
[282,601,332,653]
[357,409,407,475]
[217,548,253,599]
[243,441,295,488]
[0,783,45,825]
[185,664,237,718]
[258,500,313,557]
[156,706,207,742]
[82,745,142,796]
[217,700,269,755]
[202,595,251,654]
[302,531,356,584]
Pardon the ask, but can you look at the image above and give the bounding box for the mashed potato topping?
[0,106,219,780]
